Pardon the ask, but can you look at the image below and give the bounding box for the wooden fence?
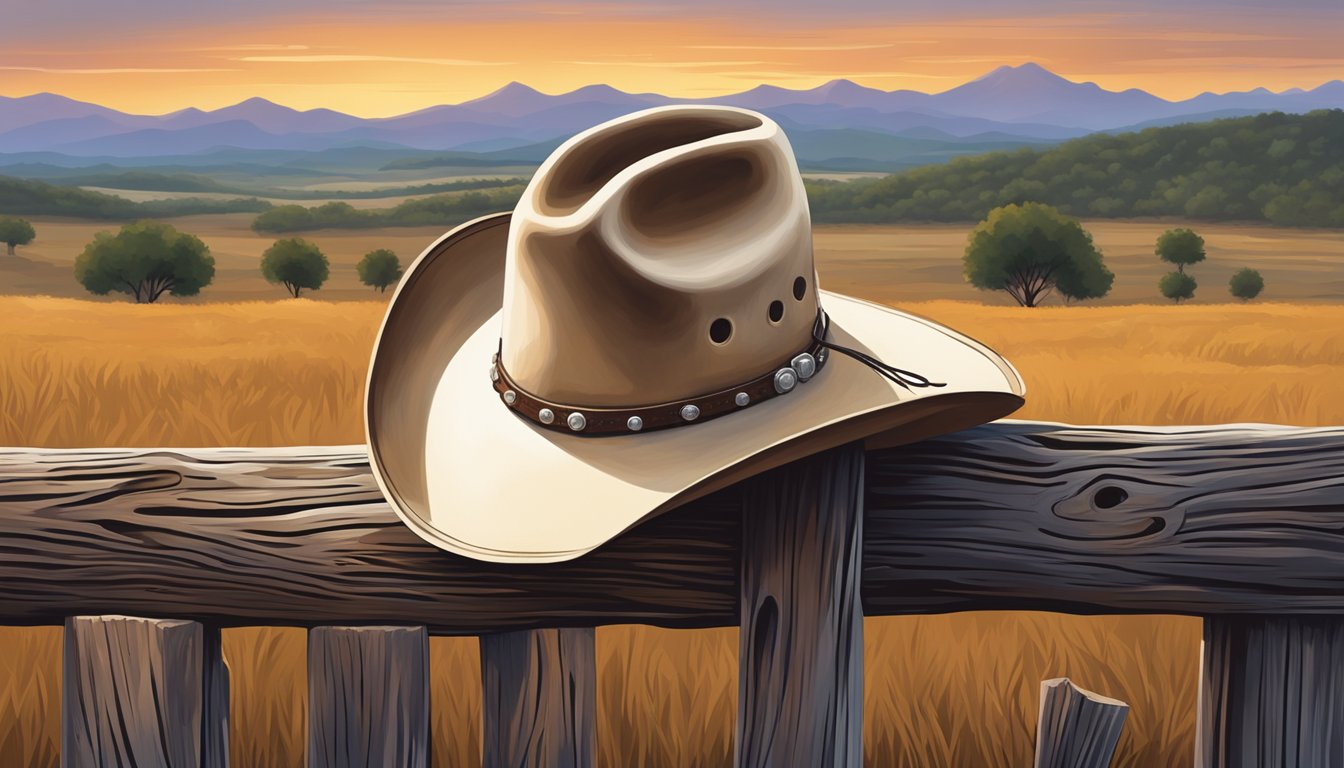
[3,420,1343,766]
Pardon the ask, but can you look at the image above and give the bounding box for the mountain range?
[1,63,1340,167]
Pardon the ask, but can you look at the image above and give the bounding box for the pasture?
[3,215,1341,305]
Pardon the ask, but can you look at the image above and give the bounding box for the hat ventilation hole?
[793,276,807,301]
[709,317,733,345]
[767,300,784,324]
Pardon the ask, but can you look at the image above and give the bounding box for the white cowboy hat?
[366,105,1024,563]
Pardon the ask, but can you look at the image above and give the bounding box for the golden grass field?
[4,291,1343,766]
[4,216,1343,306]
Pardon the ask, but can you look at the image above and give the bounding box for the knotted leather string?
[812,310,946,391]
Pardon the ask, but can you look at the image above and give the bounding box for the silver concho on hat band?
[791,352,817,381]
[490,308,839,435]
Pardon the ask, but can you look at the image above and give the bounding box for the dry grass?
[0,628,60,768]
[3,297,1341,448]
[2,295,1341,766]
[0,298,380,447]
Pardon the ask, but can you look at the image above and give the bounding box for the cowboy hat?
[366,105,1024,563]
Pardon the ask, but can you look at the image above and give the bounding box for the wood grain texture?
[862,422,1344,616]
[307,626,429,768]
[737,442,864,768]
[479,628,595,768]
[61,615,226,768]
[1034,677,1129,768]
[3,422,1344,631]
[0,446,739,633]
[1196,617,1344,767]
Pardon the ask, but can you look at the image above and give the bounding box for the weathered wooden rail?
[3,420,1344,766]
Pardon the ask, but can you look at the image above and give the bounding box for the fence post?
[1197,617,1344,767]
[61,615,228,768]
[1034,677,1128,768]
[479,628,596,768]
[736,441,865,767]
[202,624,231,768]
[307,626,430,768]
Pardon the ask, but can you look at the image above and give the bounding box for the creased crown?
[500,105,818,407]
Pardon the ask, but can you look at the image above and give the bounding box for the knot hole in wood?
[1047,476,1184,543]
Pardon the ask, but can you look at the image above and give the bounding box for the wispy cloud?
[0,66,235,74]
[811,69,962,79]
[1111,55,1344,69]
[715,69,959,81]
[567,60,767,68]
[236,55,509,66]
[685,43,903,51]
[198,44,312,52]
[904,55,1053,65]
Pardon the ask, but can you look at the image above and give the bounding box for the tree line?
[0,173,528,223]
[0,175,271,219]
[250,186,526,233]
[807,109,1343,228]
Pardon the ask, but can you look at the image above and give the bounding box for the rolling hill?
[806,110,1344,227]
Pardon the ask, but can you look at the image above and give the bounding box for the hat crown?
[500,105,819,407]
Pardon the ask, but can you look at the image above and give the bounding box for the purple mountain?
[153,97,365,134]
[929,63,1173,128]
[54,120,321,156]
[459,82,670,118]
[1,64,1340,157]
[705,79,928,111]
[0,92,135,134]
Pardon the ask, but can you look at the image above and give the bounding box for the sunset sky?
[2,0,1341,116]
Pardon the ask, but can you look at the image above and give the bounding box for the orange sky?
[2,2,1341,116]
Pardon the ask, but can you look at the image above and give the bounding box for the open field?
[79,186,453,210]
[4,296,1344,765]
[4,216,1341,305]
[283,171,531,192]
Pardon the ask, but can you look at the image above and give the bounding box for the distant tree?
[74,220,214,303]
[1056,247,1115,304]
[1159,271,1197,303]
[357,248,403,293]
[1155,228,1206,273]
[963,202,1110,307]
[1229,267,1265,301]
[1184,186,1229,219]
[0,216,35,255]
[260,238,328,298]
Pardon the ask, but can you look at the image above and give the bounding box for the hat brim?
[366,212,1025,563]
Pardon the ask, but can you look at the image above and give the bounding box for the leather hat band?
[491,310,831,436]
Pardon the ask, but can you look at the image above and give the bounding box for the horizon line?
[2,63,1341,120]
